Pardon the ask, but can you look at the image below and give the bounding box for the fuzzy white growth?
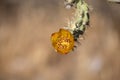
[64,0,89,41]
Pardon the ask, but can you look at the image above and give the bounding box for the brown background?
[0,0,120,80]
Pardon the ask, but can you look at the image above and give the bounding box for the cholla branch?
[51,0,90,54]
[64,0,89,41]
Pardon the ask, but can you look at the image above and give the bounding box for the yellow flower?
[51,29,74,54]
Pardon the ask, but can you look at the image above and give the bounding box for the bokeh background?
[0,0,120,80]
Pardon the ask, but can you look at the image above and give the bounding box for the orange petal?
[51,29,74,54]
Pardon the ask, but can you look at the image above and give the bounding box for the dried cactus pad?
[51,29,74,54]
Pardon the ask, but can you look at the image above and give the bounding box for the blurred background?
[0,0,120,80]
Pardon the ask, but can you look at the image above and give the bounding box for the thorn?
[72,45,77,51]
[89,5,94,12]
[79,35,85,40]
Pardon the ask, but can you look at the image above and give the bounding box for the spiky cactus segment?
[64,0,89,41]
[50,0,90,54]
